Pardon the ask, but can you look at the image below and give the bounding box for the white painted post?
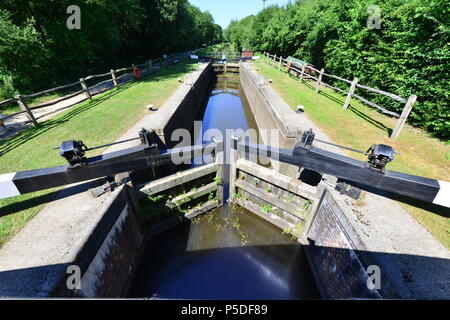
[273,54,277,67]
[343,77,358,110]
[215,140,224,205]
[266,52,269,64]
[110,69,118,87]
[229,136,239,198]
[316,68,324,93]
[390,94,417,140]
[300,64,306,82]
[278,56,282,71]
[79,78,91,100]
[15,95,38,127]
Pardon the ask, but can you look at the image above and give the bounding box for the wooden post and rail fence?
[0,50,196,128]
[262,52,417,140]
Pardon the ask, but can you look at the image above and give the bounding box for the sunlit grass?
[255,60,450,249]
[0,59,200,247]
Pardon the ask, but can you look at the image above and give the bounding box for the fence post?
[266,52,269,64]
[316,68,324,93]
[273,54,277,67]
[278,56,282,71]
[15,95,38,127]
[79,78,91,100]
[343,77,358,110]
[110,69,118,87]
[147,60,152,74]
[390,94,417,140]
[300,64,307,82]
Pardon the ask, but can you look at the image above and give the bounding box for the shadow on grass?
[348,105,392,136]
[0,60,198,157]
[278,68,393,137]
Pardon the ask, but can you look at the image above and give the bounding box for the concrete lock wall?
[151,62,213,148]
[239,63,302,177]
[56,186,145,297]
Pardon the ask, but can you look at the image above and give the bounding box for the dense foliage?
[0,0,222,99]
[225,0,449,139]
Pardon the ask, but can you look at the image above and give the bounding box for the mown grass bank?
[254,59,450,249]
[0,59,200,247]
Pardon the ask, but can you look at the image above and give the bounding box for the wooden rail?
[0,49,197,125]
[263,52,416,139]
[230,158,317,237]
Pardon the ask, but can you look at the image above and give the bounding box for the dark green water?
[128,77,319,299]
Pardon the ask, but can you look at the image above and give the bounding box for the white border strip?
[433,180,450,208]
[0,172,20,199]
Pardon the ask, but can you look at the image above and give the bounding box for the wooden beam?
[235,179,307,221]
[110,69,118,87]
[343,77,358,110]
[15,95,38,127]
[316,68,324,93]
[167,182,218,209]
[235,158,316,198]
[79,78,91,100]
[139,163,217,197]
[390,94,417,140]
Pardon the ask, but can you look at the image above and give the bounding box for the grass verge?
[255,59,450,249]
[0,59,200,247]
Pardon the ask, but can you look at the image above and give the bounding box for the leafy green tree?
[225,0,449,139]
[0,0,222,100]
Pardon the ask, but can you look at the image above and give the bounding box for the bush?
[0,74,16,100]
[225,0,450,139]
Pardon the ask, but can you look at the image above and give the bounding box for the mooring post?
[278,56,283,71]
[316,68,324,93]
[300,64,307,82]
[110,69,118,87]
[390,94,417,140]
[343,77,358,110]
[79,78,92,100]
[15,95,38,127]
